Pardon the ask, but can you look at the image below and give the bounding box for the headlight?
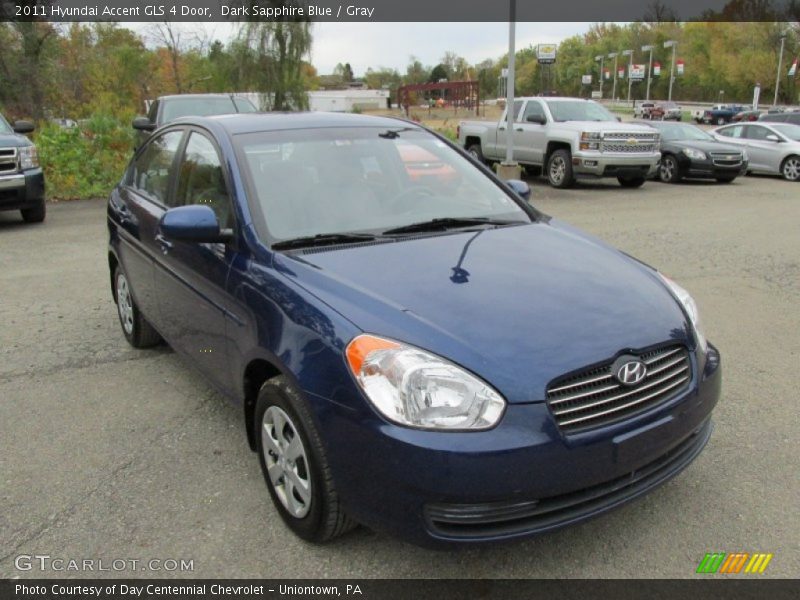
[346,334,506,430]
[580,132,602,151]
[741,150,748,162]
[658,273,707,352]
[682,147,706,160]
[19,145,39,170]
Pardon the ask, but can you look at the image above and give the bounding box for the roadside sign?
[582,74,593,85]
[537,44,557,64]
[591,91,602,99]
[630,64,646,80]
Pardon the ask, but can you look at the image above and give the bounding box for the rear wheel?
[20,199,46,223]
[618,176,646,188]
[466,144,485,164]
[255,376,356,543]
[780,155,800,181]
[114,266,161,348]
[659,155,681,183]
[546,149,575,188]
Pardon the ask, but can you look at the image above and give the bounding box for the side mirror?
[13,120,35,134]
[525,114,546,125]
[132,116,155,132]
[506,179,531,201]
[765,134,781,142]
[159,205,232,244]
[616,116,622,122]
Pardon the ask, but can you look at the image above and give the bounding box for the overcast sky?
[129,22,593,75]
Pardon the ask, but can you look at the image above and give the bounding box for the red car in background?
[398,143,460,186]
[732,110,762,122]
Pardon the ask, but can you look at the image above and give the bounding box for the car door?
[153,129,238,393]
[113,129,186,326]
[741,124,779,172]
[515,100,547,164]
[713,124,747,150]
[493,100,523,160]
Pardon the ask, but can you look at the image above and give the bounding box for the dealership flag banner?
[789,58,798,77]
[677,59,685,75]
[618,67,625,79]
[630,64,646,80]
[604,68,610,80]
[653,62,661,76]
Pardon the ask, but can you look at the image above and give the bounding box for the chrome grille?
[602,143,657,153]
[604,132,656,140]
[0,148,18,174]
[709,152,743,167]
[546,345,691,433]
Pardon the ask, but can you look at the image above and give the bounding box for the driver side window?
[175,132,233,228]
[520,101,545,123]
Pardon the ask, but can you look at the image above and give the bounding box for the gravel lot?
[1,175,797,579]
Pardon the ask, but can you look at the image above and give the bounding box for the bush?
[35,114,134,200]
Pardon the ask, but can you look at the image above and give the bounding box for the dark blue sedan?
[107,113,721,547]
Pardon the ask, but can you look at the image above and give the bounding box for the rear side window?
[175,132,232,228]
[717,125,744,138]
[131,130,184,206]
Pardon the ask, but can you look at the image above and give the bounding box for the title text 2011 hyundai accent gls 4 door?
[107,113,721,547]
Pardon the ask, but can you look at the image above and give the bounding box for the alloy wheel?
[660,157,676,182]
[116,273,134,335]
[262,406,312,518]
[549,156,566,185]
[782,157,800,181]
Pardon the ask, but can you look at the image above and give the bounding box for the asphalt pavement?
[0,174,797,578]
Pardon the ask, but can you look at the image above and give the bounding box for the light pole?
[499,0,519,179]
[608,52,618,101]
[622,49,633,103]
[774,33,787,106]
[664,40,677,101]
[642,44,654,100]
[595,54,604,98]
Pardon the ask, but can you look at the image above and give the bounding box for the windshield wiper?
[272,232,379,250]
[382,217,524,236]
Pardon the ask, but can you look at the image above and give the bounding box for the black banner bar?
[1,0,800,22]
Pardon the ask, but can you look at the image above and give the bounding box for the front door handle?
[155,234,173,254]
[498,127,506,131]
[515,127,524,132]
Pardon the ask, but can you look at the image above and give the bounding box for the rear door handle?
[155,234,173,254]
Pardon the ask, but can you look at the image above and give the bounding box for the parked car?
[653,101,682,121]
[397,142,459,187]
[633,101,657,119]
[108,112,720,547]
[692,104,745,125]
[458,97,661,188]
[759,112,800,125]
[731,110,761,122]
[132,93,258,147]
[711,122,800,181]
[637,120,747,183]
[0,113,46,223]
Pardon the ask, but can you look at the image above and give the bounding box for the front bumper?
[316,343,721,547]
[0,168,45,210]
[677,154,748,179]
[573,152,660,179]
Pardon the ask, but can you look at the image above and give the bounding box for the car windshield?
[545,100,615,122]
[652,123,713,142]
[162,96,257,122]
[236,127,531,242]
[0,115,12,134]
[771,123,800,141]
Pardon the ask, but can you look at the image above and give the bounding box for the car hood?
[554,121,658,135]
[275,221,692,404]
[665,139,743,153]
[0,133,32,148]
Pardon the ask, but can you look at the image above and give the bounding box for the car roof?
[158,93,251,101]
[169,111,422,135]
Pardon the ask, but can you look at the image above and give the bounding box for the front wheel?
[780,155,800,181]
[716,117,726,126]
[255,376,356,543]
[546,149,575,188]
[618,176,646,188]
[659,155,681,183]
[20,199,46,223]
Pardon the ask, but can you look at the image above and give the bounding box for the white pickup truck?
[457,97,661,188]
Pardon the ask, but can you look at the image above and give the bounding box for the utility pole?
[622,49,633,102]
[642,45,654,100]
[774,33,787,106]
[664,40,677,101]
[497,0,520,181]
[608,52,618,101]
[595,55,604,98]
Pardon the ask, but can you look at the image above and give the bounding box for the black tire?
[546,149,575,188]
[780,155,800,181]
[113,266,161,348]
[20,199,46,223]
[254,376,356,543]
[658,155,681,183]
[618,176,646,188]
[466,143,485,164]
[715,175,737,183]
